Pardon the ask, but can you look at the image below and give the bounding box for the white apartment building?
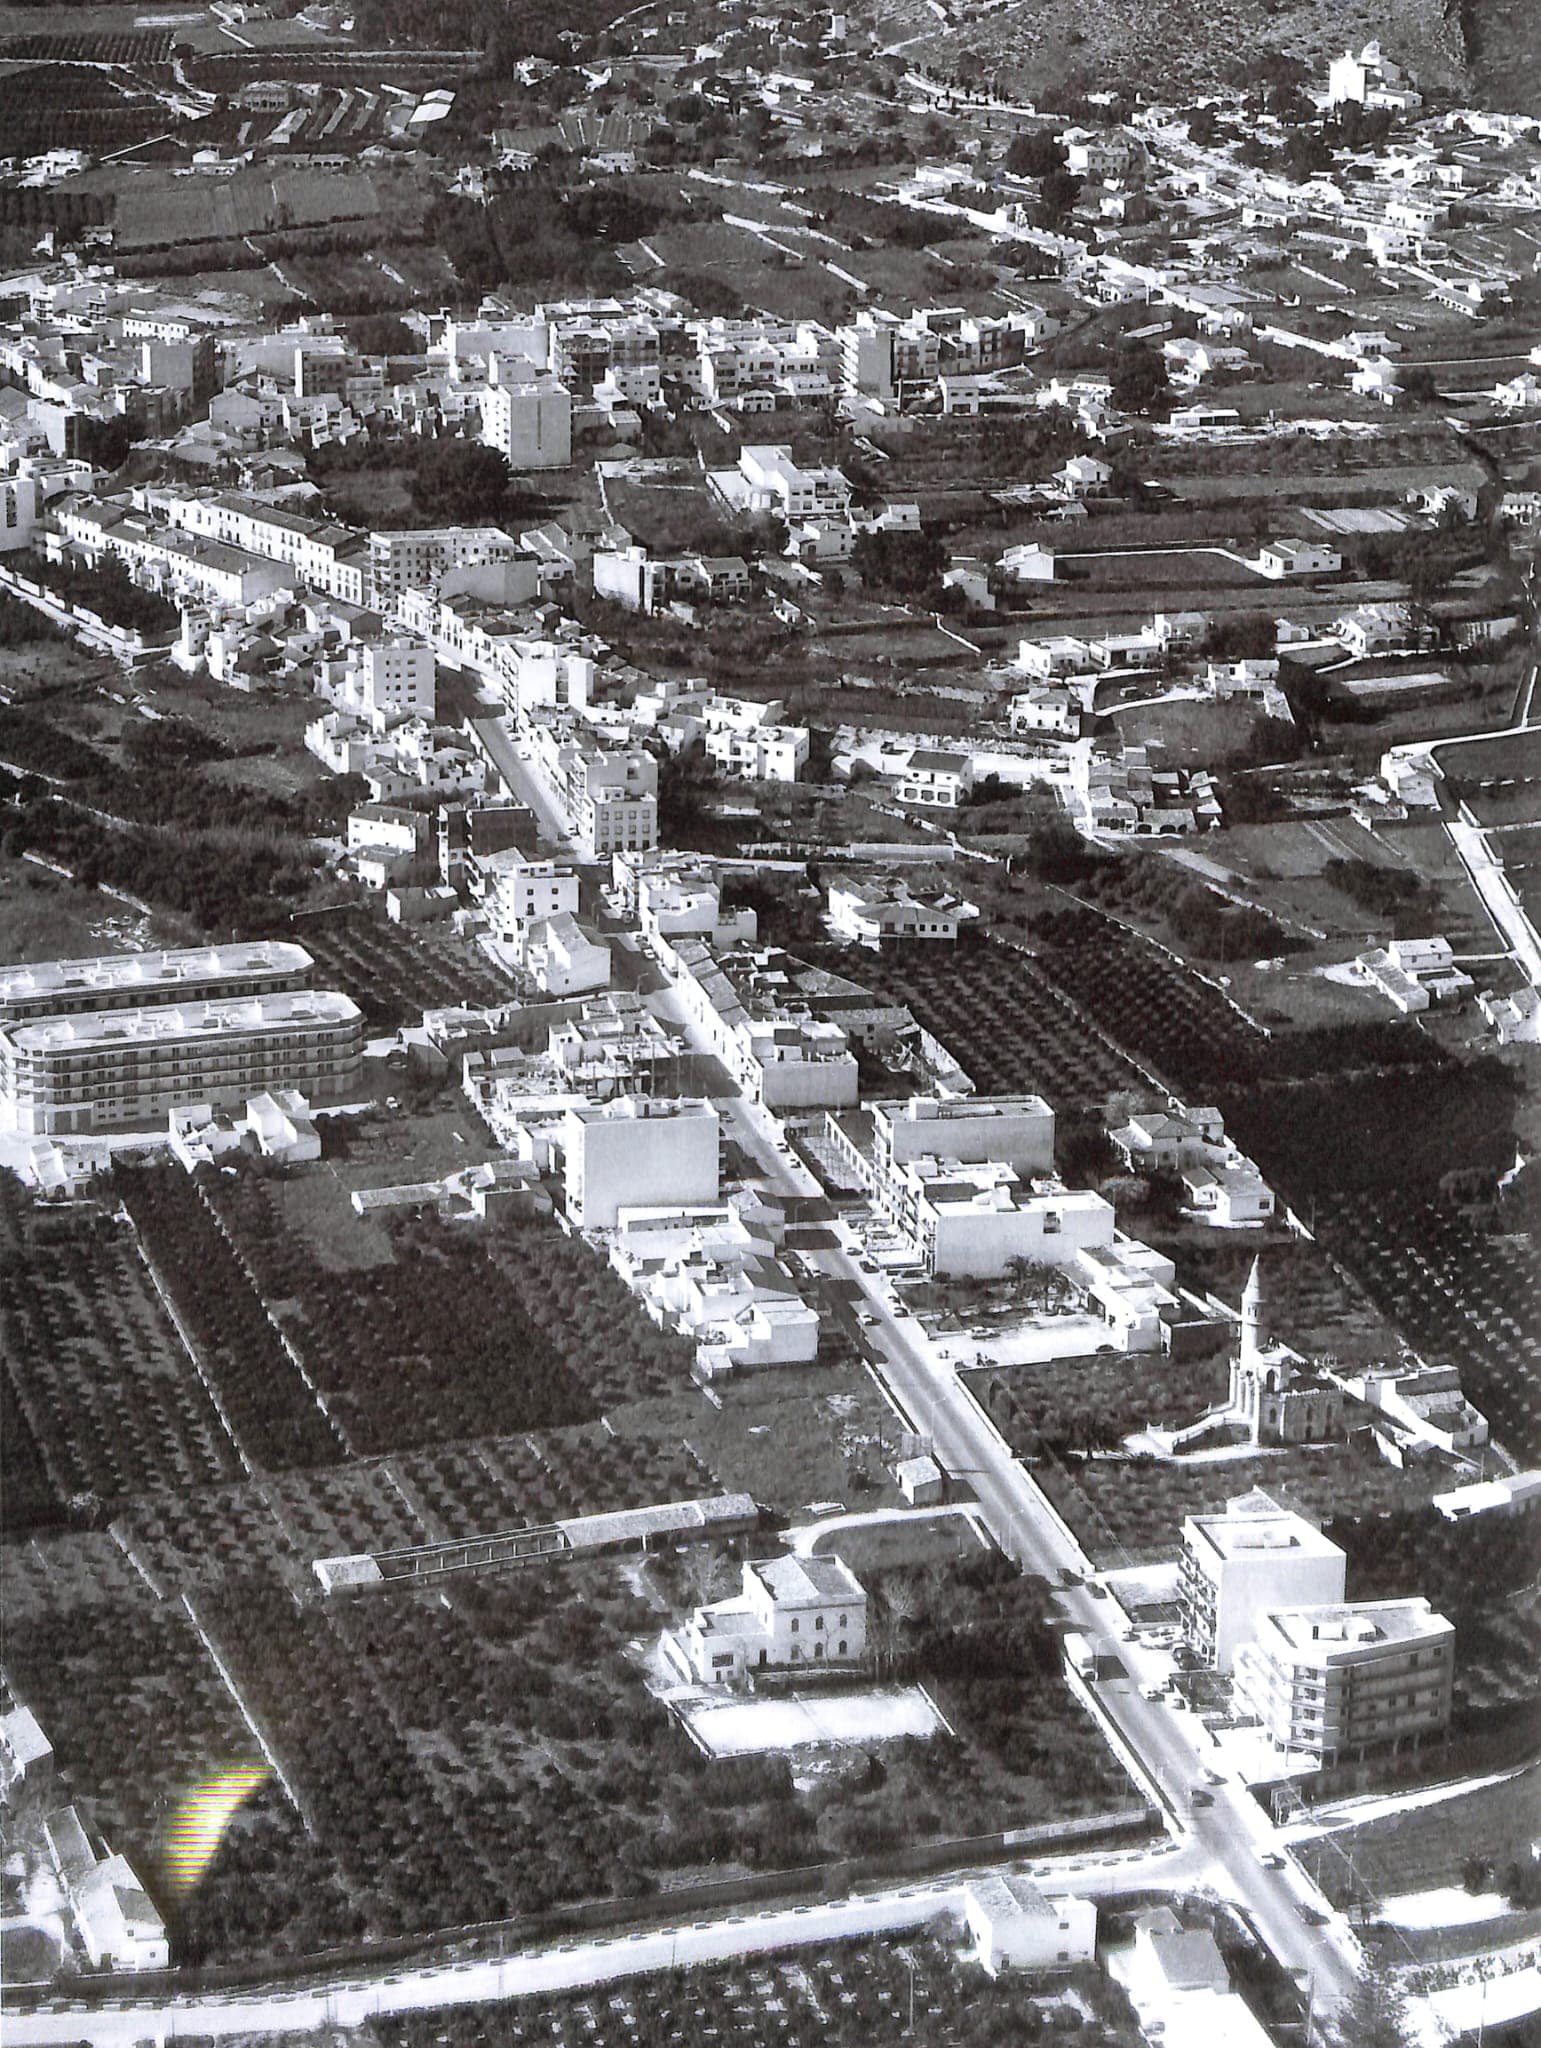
[532,728,659,860]
[735,444,852,520]
[874,1094,1056,1183]
[0,941,313,1027]
[1235,1599,1455,1763]
[562,1095,719,1229]
[664,1554,867,1684]
[480,356,572,470]
[0,473,39,552]
[897,1163,1115,1281]
[321,635,437,723]
[482,848,580,944]
[367,524,525,604]
[1181,1490,1347,1672]
[0,991,363,1136]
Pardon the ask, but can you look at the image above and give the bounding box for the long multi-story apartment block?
[0,990,363,1137]
[153,489,368,605]
[0,942,314,1028]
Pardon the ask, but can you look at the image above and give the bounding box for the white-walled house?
[1255,538,1342,580]
[825,873,979,947]
[664,1554,867,1684]
[964,1877,1098,1976]
[1109,1103,1275,1225]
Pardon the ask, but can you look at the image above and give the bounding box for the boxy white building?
[1180,1489,1346,1671]
[963,1876,1098,1976]
[480,355,572,470]
[562,1096,719,1229]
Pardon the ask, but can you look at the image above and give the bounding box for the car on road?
[1299,1906,1327,1925]
[856,1307,877,1325]
[1141,1684,1165,1701]
[1190,1789,1214,1807]
[1260,1852,1285,1870]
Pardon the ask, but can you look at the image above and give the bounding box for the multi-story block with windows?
[0,990,362,1136]
[1180,1489,1347,1672]
[0,942,313,1028]
[367,524,525,605]
[532,727,658,860]
[1235,1599,1454,1763]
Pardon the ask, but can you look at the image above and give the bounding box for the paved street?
[647,985,1367,2017]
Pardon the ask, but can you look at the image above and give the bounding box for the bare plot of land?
[683,1686,947,1757]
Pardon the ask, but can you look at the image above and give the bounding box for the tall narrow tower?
[1239,1255,1263,1377]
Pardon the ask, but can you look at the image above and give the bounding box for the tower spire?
[1240,1256,1263,1375]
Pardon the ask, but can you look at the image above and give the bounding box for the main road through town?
[646,994,1367,2020]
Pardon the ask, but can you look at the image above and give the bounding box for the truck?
[1064,1631,1102,1681]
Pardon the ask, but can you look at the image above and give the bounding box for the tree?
[1004,129,1065,178]
[1037,168,1083,224]
[1110,340,1172,416]
[1328,1966,1415,2048]
[409,438,511,524]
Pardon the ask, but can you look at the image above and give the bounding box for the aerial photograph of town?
[0,0,1536,2044]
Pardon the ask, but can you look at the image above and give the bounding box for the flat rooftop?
[1263,1599,1451,1653]
[0,941,312,1008]
[8,990,359,1054]
[1186,1491,1343,1564]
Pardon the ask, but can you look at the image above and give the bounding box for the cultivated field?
[371,1936,1146,2048]
[838,938,1149,1108]
[1297,1766,1541,1912]
[294,909,518,1030]
[1038,1441,1447,1568]
[1314,1190,1540,1462]
[0,1182,242,1524]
